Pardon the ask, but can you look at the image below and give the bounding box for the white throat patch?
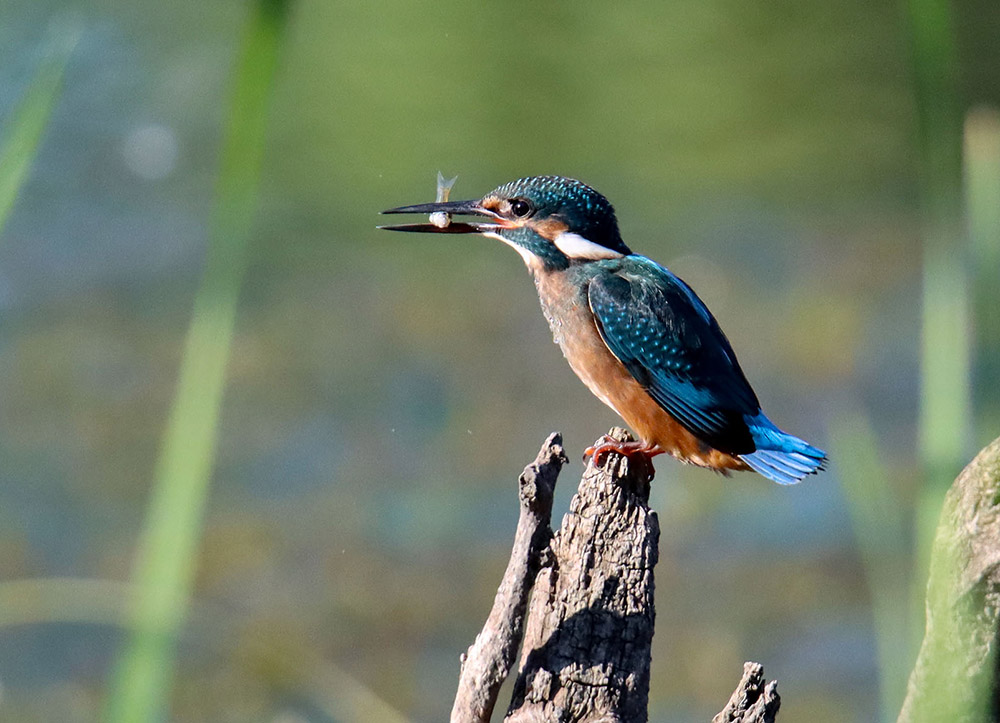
[482,231,544,269]
[552,231,624,260]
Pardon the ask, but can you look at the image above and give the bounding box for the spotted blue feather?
[588,256,827,484]
[588,256,759,454]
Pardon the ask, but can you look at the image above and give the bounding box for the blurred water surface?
[2,0,999,720]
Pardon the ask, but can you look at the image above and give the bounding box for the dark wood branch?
[452,428,782,722]
[898,436,1000,723]
[451,432,568,723]
[713,662,781,723]
[505,427,658,723]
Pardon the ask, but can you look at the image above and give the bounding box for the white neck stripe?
[553,231,624,260]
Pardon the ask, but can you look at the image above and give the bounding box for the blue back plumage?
[588,256,759,454]
[587,256,826,484]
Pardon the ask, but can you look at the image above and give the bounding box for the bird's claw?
[583,437,664,480]
[583,434,618,464]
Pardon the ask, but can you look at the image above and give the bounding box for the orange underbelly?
[568,338,747,471]
[536,271,748,472]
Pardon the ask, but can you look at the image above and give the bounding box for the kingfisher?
[380,175,826,484]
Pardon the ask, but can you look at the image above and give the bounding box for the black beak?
[378,199,501,234]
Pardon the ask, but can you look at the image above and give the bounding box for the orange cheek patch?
[531,217,569,240]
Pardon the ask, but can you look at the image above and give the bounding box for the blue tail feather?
[739,413,827,485]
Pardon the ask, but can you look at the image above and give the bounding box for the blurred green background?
[2,0,999,721]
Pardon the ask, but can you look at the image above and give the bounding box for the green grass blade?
[907,0,970,491]
[965,108,1000,273]
[830,411,911,723]
[964,108,1000,440]
[103,2,291,721]
[904,0,970,654]
[902,0,987,719]
[0,21,80,234]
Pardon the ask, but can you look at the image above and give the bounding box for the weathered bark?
[452,428,781,722]
[505,427,658,723]
[713,662,781,723]
[451,433,568,723]
[898,436,1000,723]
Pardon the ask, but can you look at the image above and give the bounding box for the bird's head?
[381,175,632,272]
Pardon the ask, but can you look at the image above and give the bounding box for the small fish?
[429,171,458,229]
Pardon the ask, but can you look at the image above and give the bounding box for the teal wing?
[587,257,760,454]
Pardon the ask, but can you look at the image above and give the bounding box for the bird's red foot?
[584,436,665,479]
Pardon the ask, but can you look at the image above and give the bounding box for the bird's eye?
[510,199,532,218]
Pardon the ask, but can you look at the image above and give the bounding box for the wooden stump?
[452,429,780,722]
[505,428,657,722]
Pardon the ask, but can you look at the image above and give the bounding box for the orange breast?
[534,269,749,473]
